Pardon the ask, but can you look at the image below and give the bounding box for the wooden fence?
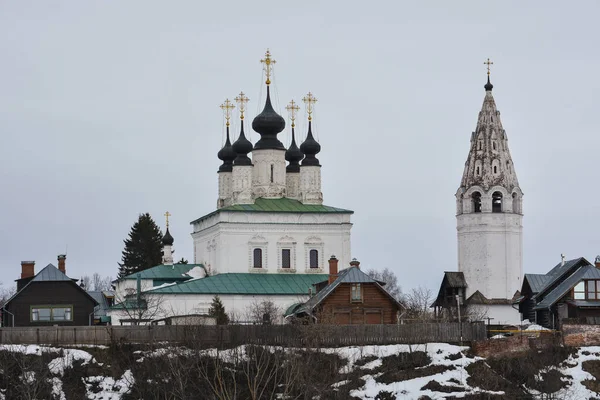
[0,323,486,347]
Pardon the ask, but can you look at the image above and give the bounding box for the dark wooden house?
[517,256,600,328]
[292,257,403,324]
[431,271,467,319]
[2,258,98,327]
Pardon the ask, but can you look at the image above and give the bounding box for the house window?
[309,249,319,269]
[351,284,362,302]
[574,282,585,299]
[281,249,291,269]
[31,306,73,322]
[587,280,600,300]
[253,248,263,268]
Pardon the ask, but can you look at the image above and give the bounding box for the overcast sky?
[1,1,599,293]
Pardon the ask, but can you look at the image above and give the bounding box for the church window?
[309,249,319,268]
[493,141,497,151]
[253,248,263,268]
[493,166,497,174]
[270,164,274,183]
[492,191,503,213]
[472,192,482,213]
[574,282,585,299]
[477,141,482,150]
[281,249,291,268]
[476,166,480,175]
[351,284,362,302]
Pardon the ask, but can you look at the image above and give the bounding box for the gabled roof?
[431,272,467,307]
[524,274,551,294]
[293,267,403,316]
[533,258,591,300]
[535,265,600,310]
[190,197,353,225]
[117,264,205,281]
[465,290,514,305]
[147,273,328,295]
[4,264,98,308]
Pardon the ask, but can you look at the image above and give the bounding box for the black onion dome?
[162,228,174,246]
[300,121,321,166]
[484,76,493,92]
[217,127,236,172]
[232,121,253,166]
[285,127,304,173]
[252,86,286,150]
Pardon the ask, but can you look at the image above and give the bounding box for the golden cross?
[302,92,317,121]
[164,211,171,228]
[285,100,300,128]
[260,49,276,85]
[234,92,250,120]
[484,58,494,76]
[219,99,235,127]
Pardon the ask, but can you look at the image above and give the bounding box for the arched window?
[472,192,482,213]
[309,249,319,269]
[492,191,503,213]
[253,248,263,268]
[493,165,497,174]
[492,141,497,151]
[512,192,519,214]
[270,164,274,183]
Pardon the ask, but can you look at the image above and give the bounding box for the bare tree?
[245,299,282,325]
[91,273,113,291]
[404,286,434,320]
[0,283,16,307]
[366,267,403,301]
[111,290,166,325]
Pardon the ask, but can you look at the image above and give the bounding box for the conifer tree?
[208,295,229,325]
[118,213,164,278]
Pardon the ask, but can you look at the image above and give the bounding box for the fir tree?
[208,295,229,325]
[176,258,189,264]
[118,213,164,278]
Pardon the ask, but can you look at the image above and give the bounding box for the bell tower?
[456,61,523,303]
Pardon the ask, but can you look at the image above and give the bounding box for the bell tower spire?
[455,62,523,323]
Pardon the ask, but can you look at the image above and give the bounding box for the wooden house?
[291,257,403,324]
[2,257,98,327]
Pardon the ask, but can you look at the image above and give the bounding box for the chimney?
[21,261,35,279]
[58,254,67,274]
[595,255,600,269]
[561,253,566,267]
[328,255,338,285]
[350,258,360,269]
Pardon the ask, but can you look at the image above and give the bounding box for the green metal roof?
[148,273,328,295]
[190,197,353,224]
[118,264,205,281]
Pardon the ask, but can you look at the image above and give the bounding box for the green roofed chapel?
[191,49,353,275]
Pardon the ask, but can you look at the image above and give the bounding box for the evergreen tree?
[176,258,189,264]
[118,213,164,278]
[208,295,229,325]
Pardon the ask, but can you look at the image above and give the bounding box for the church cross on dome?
[260,49,276,85]
[219,99,235,127]
[285,100,300,128]
[164,211,171,228]
[234,92,250,120]
[302,92,317,121]
[484,58,494,76]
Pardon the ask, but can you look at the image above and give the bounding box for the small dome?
[162,228,174,246]
[285,127,303,173]
[484,76,493,92]
[300,121,321,166]
[217,127,236,172]
[232,121,253,166]
[252,87,286,150]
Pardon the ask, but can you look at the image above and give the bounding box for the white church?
[432,68,523,325]
[109,50,354,324]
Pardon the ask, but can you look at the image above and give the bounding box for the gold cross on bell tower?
[234,92,250,120]
[260,49,276,85]
[219,99,235,127]
[164,211,171,228]
[285,100,300,128]
[484,58,494,76]
[302,92,317,121]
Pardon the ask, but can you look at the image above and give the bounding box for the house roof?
[4,264,98,308]
[293,267,403,316]
[88,291,111,316]
[465,290,514,305]
[190,197,353,224]
[535,265,600,310]
[431,272,467,307]
[567,300,600,308]
[117,264,205,281]
[533,258,591,300]
[524,274,551,294]
[147,273,328,295]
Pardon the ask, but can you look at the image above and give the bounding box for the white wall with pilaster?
[252,149,286,198]
[192,211,352,276]
[299,165,323,205]
[286,172,300,200]
[232,165,253,204]
[217,171,233,208]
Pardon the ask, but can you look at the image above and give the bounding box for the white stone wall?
[217,171,232,208]
[300,165,323,205]
[457,211,523,300]
[114,279,154,299]
[191,211,352,275]
[482,304,521,325]
[252,149,286,199]
[162,245,173,265]
[286,172,300,200]
[232,165,253,204]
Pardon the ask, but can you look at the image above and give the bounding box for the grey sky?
[1,1,599,293]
